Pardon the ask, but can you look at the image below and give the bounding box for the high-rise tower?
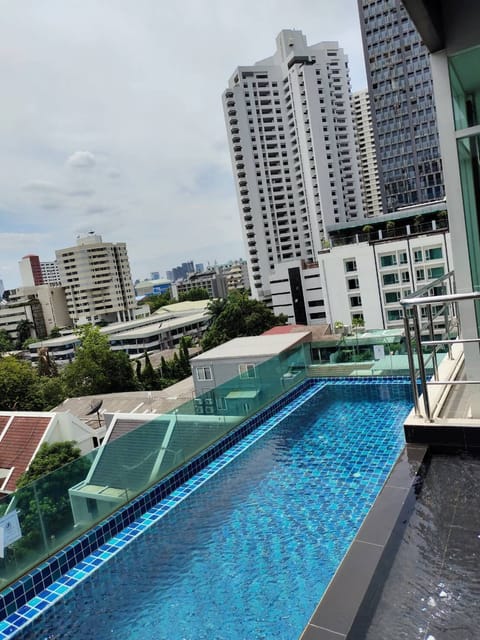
[358,0,445,212]
[56,232,136,325]
[223,30,363,301]
[352,89,382,218]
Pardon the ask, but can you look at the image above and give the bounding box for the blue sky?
[0,0,366,288]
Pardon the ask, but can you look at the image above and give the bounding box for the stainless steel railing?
[400,271,480,421]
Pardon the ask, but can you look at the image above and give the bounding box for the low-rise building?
[28,300,211,362]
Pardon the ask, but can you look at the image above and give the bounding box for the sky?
[0,0,366,288]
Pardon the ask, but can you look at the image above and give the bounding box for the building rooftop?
[190,332,311,362]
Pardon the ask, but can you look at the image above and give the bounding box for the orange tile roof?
[0,416,52,492]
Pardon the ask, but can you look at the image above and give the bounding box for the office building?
[358,0,445,212]
[223,30,363,301]
[56,232,136,326]
[352,89,382,217]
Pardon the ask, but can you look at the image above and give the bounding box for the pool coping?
[299,442,428,640]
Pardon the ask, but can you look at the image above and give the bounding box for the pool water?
[15,380,412,640]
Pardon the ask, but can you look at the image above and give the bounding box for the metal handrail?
[400,273,480,421]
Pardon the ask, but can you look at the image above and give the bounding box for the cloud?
[23,180,61,194]
[0,0,366,288]
[66,151,96,169]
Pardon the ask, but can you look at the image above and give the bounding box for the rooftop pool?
[6,379,412,640]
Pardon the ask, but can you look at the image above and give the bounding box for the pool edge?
[299,443,429,640]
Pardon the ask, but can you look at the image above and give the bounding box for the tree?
[144,291,172,312]
[178,336,191,377]
[17,441,83,487]
[62,325,137,397]
[14,442,90,557]
[37,347,58,378]
[0,329,13,353]
[15,319,34,349]
[0,356,43,411]
[140,351,158,390]
[178,287,210,302]
[202,290,287,351]
[49,326,62,339]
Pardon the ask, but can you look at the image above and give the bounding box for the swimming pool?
[11,379,412,639]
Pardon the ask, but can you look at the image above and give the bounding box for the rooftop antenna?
[86,399,103,430]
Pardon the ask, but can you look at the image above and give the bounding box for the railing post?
[403,313,420,416]
[412,306,432,422]
[427,305,439,380]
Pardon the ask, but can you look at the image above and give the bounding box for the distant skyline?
[0,0,366,288]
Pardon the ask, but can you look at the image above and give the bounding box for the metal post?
[427,305,439,380]
[33,483,49,552]
[412,306,432,421]
[403,314,420,416]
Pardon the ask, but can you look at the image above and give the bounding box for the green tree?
[0,329,13,353]
[62,325,137,396]
[17,441,83,487]
[178,336,191,377]
[178,287,210,302]
[49,326,62,339]
[0,356,43,410]
[145,291,172,312]
[14,442,90,557]
[202,290,287,351]
[15,319,34,349]
[140,351,158,390]
[36,376,66,410]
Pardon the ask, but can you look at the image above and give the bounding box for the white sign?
[373,344,385,360]
[0,510,22,557]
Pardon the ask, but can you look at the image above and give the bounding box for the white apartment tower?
[41,260,61,286]
[352,89,382,218]
[223,30,363,301]
[56,232,136,326]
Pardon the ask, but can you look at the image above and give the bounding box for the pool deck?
[299,443,428,640]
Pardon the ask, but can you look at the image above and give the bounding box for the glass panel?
[449,46,480,130]
[380,254,397,267]
[457,134,480,300]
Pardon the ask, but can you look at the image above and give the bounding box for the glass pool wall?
[11,379,413,640]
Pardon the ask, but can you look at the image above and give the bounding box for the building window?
[387,309,403,321]
[413,249,423,262]
[401,271,411,283]
[347,277,359,290]
[196,366,213,381]
[425,247,443,260]
[399,252,408,264]
[350,296,362,308]
[382,273,399,285]
[380,254,397,267]
[344,259,357,273]
[239,363,256,379]
[416,269,425,281]
[428,266,445,279]
[385,291,400,303]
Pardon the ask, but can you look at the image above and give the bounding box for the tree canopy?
[61,325,137,396]
[178,287,210,302]
[0,356,45,411]
[201,290,287,351]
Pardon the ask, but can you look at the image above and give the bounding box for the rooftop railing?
[400,270,480,421]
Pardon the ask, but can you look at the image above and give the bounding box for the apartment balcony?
[400,271,480,447]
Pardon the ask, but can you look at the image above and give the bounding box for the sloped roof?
[0,415,53,492]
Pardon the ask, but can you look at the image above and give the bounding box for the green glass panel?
[449,46,480,130]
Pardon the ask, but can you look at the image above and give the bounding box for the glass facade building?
[358,0,445,212]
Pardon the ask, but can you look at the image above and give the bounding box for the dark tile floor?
[362,454,480,640]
